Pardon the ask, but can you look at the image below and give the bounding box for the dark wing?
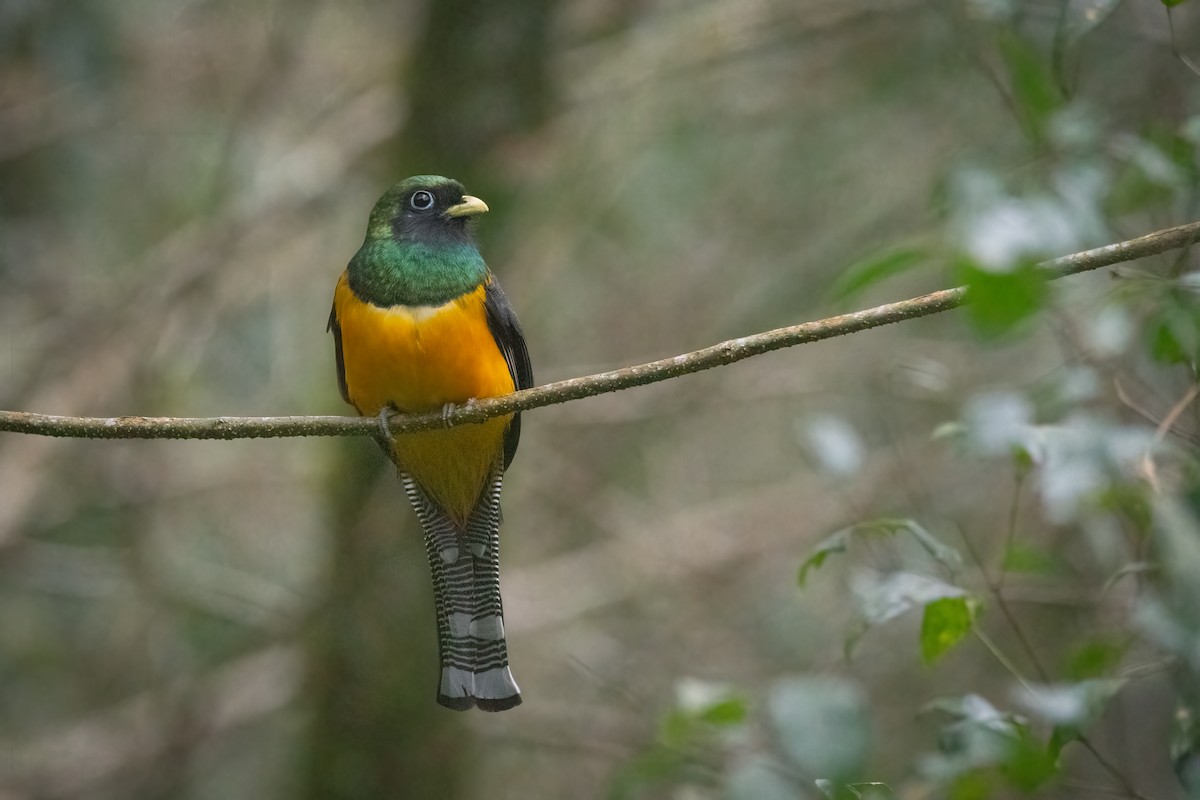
[484,276,533,471]
[327,303,351,405]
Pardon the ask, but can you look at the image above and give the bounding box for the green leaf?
[854,571,966,630]
[921,596,979,663]
[1108,131,1199,213]
[1151,316,1188,363]
[920,696,1060,791]
[611,680,749,799]
[958,259,1050,337]
[1095,485,1154,535]
[816,780,895,800]
[1012,444,1035,476]
[800,519,964,587]
[1063,636,1129,679]
[1048,724,1081,759]
[799,529,852,586]
[829,245,929,304]
[1001,542,1062,576]
[919,695,1024,781]
[1163,0,1191,7]
[608,747,689,800]
[1108,158,1175,214]
[999,726,1059,791]
[856,519,964,574]
[1146,300,1200,365]
[699,696,748,726]
[997,33,1062,143]
[665,678,748,739]
[924,693,1015,726]
[657,709,694,747]
[948,770,995,800]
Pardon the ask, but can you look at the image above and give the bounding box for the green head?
[347,175,490,307]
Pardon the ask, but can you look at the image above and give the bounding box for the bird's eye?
[409,190,435,211]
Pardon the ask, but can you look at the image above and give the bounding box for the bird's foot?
[376,406,394,440]
[441,398,477,428]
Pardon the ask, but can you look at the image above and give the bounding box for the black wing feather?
[327,303,351,405]
[483,276,533,471]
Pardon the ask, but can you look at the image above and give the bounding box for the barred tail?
[403,473,521,712]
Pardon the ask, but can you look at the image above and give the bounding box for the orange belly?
[333,273,515,522]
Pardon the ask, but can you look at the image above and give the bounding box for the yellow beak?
[445,195,489,218]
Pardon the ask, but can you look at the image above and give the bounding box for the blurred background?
[2,1,1200,798]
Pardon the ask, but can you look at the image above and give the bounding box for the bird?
[328,175,533,711]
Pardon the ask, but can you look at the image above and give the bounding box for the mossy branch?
[2,219,1198,441]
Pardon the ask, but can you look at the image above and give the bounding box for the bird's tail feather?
[404,473,521,712]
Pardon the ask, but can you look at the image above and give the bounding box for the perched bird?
[328,175,532,711]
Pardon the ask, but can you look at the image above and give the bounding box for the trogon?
[328,176,533,711]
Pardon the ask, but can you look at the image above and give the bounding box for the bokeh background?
[3,1,1200,798]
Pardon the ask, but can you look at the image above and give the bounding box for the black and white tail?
[403,473,521,711]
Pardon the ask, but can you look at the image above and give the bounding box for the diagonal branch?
[2,219,1198,441]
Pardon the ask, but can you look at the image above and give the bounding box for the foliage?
[611,676,884,800]
[613,2,1200,798]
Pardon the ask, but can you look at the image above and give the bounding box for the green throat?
[348,237,487,308]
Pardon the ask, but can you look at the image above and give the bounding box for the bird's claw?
[441,398,478,428]
[377,406,394,441]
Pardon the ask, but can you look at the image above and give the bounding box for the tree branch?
[2,219,1198,441]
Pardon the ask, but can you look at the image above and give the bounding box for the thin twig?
[960,507,1151,798]
[1077,737,1151,800]
[994,470,1026,593]
[1136,381,1200,492]
[969,586,1149,799]
[1114,378,1200,445]
[971,627,1034,692]
[956,522,1051,682]
[1152,383,1200,446]
[2,219,1199,441]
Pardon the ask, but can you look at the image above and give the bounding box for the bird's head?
[349,175,491,307]
[366,175,489,247]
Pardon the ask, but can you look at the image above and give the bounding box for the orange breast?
[333,272,515,522]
